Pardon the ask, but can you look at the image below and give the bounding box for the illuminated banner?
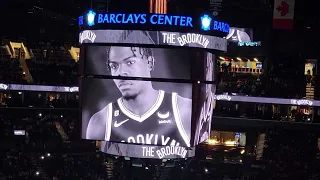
[78,11,230,35]
[79,30,227,51]
[215,94,231,101]
[2,82,319,107]
[214,94,320,107]
[237,41,261,47]
[0,83,78,92]
[100,141,195,159]
[14,130,26,136]
[291,99,313,106]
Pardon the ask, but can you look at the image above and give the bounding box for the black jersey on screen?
[104,90,190,147]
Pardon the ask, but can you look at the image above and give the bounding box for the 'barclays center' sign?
[78,10,230,35]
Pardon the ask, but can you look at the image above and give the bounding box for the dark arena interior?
[1,0,320,179]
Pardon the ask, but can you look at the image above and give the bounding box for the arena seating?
[0,46,26,84]
[216,70,304,99]
[27,45,78,86]
[1,42,320,180]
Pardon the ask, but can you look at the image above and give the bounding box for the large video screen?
[193,54,216,145]
[83,45,212,82]
[226,27,253,43]
[80,44,216,149]
[81,78,192,147]
[84,45,192,79]
[100,141,195,159]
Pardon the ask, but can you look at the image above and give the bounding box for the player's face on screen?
[108,46,153,99]
[108,46,152,77]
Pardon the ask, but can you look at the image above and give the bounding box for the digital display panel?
[193,54,216,145]
[84,45,193,79]
[79,30,227,51]
[81,78,192,147]
[14,130,26,136]
[226,27,253,43]
[100,141,195,159]
[81,42,216,148]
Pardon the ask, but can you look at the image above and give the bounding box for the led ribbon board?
[78,30,228,51]
[2,82,320,107]
[238,41,262,47]
[100,142,196,159]
[78,11,230,36]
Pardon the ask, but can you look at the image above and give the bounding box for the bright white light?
[204,168,208,172]
[145,167,149,169]
[39,113,42,117]
[200,15,212,31]
[60,115,63,118]
[18,92,22,94]
[88,14,94,23]
[40,156,44,159]
[202,18,211,29]
[35,171,40,175]
[240,149,245,154]
[47,153,51,157]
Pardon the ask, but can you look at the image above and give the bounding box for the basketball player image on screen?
[86,46,192,147]
[196,54,214,144]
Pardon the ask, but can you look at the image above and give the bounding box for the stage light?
[253,58,258,61]
[35,171,40,176]
[47,153,51,157]
[40,156,44,160]
[236,57,242,61]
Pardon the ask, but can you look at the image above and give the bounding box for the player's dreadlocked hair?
[106,46,155,71]
[105,30,156,71]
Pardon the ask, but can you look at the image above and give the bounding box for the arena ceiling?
[5,0,317,27]
[1,0,319,42]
